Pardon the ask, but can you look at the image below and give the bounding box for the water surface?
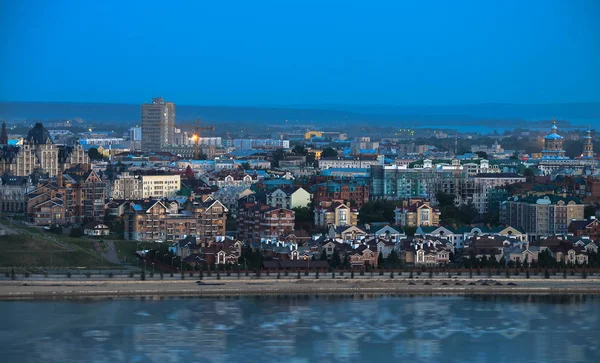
[0,294,598,362]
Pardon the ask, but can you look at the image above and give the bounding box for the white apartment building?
[318,155,383,169]
[141,174,181,198]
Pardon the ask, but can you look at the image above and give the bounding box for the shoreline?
[2,278,600,300]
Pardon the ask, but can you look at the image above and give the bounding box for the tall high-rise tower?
[141,97,175,152]
[582,125,594,159]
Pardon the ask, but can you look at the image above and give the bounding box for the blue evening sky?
[0,0,598,106]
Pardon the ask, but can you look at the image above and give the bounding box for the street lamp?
[152,263,155,275]
[171,256,176,266]
[144,260,147,271]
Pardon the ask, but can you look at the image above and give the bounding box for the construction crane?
[192,118,215,160]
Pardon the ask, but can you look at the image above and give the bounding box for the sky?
[0,0,599,106]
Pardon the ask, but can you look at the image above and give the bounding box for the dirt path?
[102,241,121,264]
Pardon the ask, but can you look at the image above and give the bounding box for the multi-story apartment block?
[471,173,525,214]
[141,97,175,152]
[25,170,106,225]
[314,200,359,228]
[184,196,228,241]
[319,155,382,169]
[312,179,370,208]
[0,176,34,213]
[212,186,254,218]
[394,201,441,227]
[110,172,143,199]
[266,187,312,209]
[124,200,170,241]
[0,123,89,177]
[370,160,522,214]
[124,196,228,242]
[238,202,295,242]
[501,195,585,239]
[141,174,181,198]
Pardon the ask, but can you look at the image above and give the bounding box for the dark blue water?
[0,295,599,362]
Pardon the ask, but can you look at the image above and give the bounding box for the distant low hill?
[0,101,598,128]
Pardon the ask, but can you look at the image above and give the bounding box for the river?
[0,294,598,362]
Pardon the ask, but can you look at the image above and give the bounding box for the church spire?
[582,125,594,159]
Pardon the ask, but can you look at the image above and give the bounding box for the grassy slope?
[0,221,116,268]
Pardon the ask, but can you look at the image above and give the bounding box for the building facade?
[266,187,312,209]
[501,195,585,239]
[394,201,440,227]
[141,97,175,152]
[141,174,181,198]
[314,201,359,228]
[0,123,89,177]
[237,203,295,242]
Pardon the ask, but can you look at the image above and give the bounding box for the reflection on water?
[0,294,599,362]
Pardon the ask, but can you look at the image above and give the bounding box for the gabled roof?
[568,219,600,231]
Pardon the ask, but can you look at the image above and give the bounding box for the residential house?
[83,221,110,236]
[266,187,312,209]
[463,235,513,262]
[328,225,367,241]
[394,201,441,227]
[399,237,452,266]
[314,200,359,228]
[568,218,600,241]
[348,244,378,269]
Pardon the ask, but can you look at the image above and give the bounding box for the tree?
[321,147,338,158]
[359,200,399,224]
[330,251,342,268]
[292,145,307,156]
[292,207,313,223]
[386,250,400,268]
[271,149,285,168]
[87,147,106,161]
[319,249,327,261]
[475,151,488,160]
[584,205,597,219]
[70,227,85,238]
[523,167,536,181]
[377,252,385,269]
[241,162,251,170]
[49,225,63,235]
[436,192,456,208]
[458,203,479,225]
[184,165,195,180]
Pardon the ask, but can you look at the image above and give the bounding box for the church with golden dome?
[530,121,597,175]
[541,120,566,158]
